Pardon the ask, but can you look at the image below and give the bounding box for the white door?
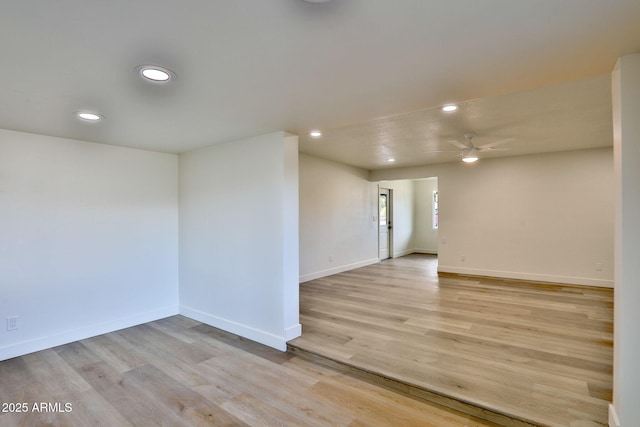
[379,189,392,260]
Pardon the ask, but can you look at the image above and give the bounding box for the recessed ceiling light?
[309,130,322,138]
[442,104,458,112]
[75,111,103,122]
[136,65,176,83]
[387,158,396,163]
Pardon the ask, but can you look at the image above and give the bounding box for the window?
[379,194,388,226]
[432,191,438,229]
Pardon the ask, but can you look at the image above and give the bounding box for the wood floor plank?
[197,352,345,425]
[54,341,103,370]
[125,363,247,426]
[284,356,499,427]
[0,357,34,401]
[22,349,92,398]
[290,254,613,427]
[0,313,502,426]
[78,360,187,426]
[79,334,147,373]
[109,328,217,389]
[220,392,314,427]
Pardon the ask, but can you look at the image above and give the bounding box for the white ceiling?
[1,1,639,169]
[300,74,614,168]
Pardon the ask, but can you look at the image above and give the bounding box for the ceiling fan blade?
[423,149,461,153]
[448,139,471,149]
[476,137,514,150]
[478,147,511,152]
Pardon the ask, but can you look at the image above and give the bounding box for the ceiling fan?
[447,132,513,163]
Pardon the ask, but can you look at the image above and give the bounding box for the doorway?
[379,188,392,260]
[377,178,438,259]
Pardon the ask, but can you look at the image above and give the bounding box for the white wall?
[299,154,378,282]
[371,148,614,287]
[0,129,179,361]
[179,132,300,351]
[413,178,439,254]
[610,53,640,427]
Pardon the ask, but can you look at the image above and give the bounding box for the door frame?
[378,187,393,260]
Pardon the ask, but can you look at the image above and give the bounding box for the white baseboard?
[0,305,179,362]
[410,248,438,255]
[437,265,614,288]
[393,248,415,258]
[609,404,621,427]
[284,323,302,341]
[393,248,438,257]
[180,305,294,351]
[300,258,379,283]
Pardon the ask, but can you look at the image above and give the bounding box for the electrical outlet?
[460,255,466,262]
[7,316,18,331]
[595,262,603,272]
[329,255,333,263]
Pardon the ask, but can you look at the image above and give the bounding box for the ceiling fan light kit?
[462,148,479,163]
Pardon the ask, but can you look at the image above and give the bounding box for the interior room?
[1,1,639,426]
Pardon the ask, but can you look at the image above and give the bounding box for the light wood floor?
[0,315,500,426]
[288,254,613,427]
